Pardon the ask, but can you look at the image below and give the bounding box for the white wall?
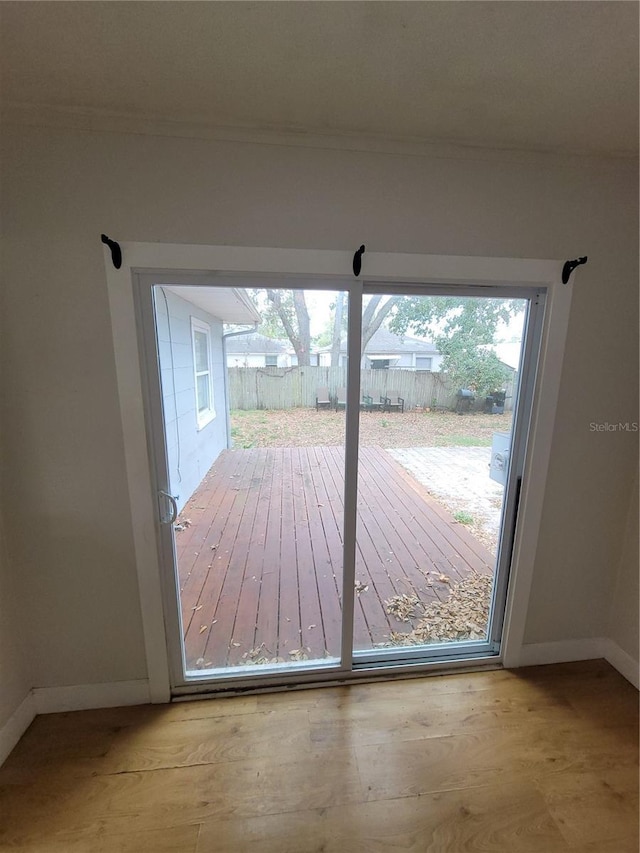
[0,122,637,696]
[0,513,31,731]
[607,468,639,665]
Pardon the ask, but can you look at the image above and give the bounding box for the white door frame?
[104,243,572,702]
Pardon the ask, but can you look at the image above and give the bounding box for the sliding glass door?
[135,272,543,691]
[147,280,351,681]
[353,288,534,665]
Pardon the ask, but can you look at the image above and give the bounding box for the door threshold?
[171,654,504,701]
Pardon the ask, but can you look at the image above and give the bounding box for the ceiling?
[1,2,638,157]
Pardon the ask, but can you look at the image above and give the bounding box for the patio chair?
[383,391,405,413]
[336,387,347,410]
[361,392,383,412]
[316,387,331,410]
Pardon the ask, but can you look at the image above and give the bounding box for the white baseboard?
[601,639,640,689]
[516,637,604,667]
[33,679,150,715]
[0,692,36,767]
[515,637,639,689]
[1,680,151,767]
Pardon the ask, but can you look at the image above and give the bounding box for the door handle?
[158,490,179,525]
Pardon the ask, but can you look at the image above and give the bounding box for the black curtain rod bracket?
[101,234,122,270]
[352,244,365,277]
[562,256,587,284]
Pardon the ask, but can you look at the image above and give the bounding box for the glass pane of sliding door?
[353,290,529,661]
[151,282,349,679]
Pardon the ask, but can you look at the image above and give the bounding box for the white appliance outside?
[490,431,511,486]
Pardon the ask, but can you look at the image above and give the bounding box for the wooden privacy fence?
[228,366,460,411]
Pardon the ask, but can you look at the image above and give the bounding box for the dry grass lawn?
[230,408,512,449]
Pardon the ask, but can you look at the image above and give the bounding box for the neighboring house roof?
[316,328,439,356]
[225,333,291,354]
[492,342,521,371]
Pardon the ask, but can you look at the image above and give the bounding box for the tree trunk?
[266,289,302,363]
[330,292,344,367]
[292,290,311,366]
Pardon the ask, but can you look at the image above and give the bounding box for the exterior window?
[191,318,215,428]
[265,355,278,367]
[416,356,432,370]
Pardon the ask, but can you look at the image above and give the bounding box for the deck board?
[274,446,303,660]
[291,446,326,661]
[175,446,496,670]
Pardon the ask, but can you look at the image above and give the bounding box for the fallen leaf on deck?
[384,593,420,622]
[240,643,280,665]
[388,573,492,646]
[289,648,309,661]
[199,625,208,634]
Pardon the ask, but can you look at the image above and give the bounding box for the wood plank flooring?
[0,660,637,852]
[176,447,495,669]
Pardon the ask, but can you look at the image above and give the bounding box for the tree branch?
[267,289,300,350]
[361,296,401,356]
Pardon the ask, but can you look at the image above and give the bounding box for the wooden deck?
[175,447,495,670]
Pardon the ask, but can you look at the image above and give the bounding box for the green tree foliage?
[390,296,519,395]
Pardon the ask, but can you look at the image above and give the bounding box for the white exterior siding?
[227,352,294,368]
[318,350,442,370]
[394,354,413,368]
[155,289,228,512]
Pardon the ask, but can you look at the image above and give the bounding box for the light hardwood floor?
[0,660,637,852]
